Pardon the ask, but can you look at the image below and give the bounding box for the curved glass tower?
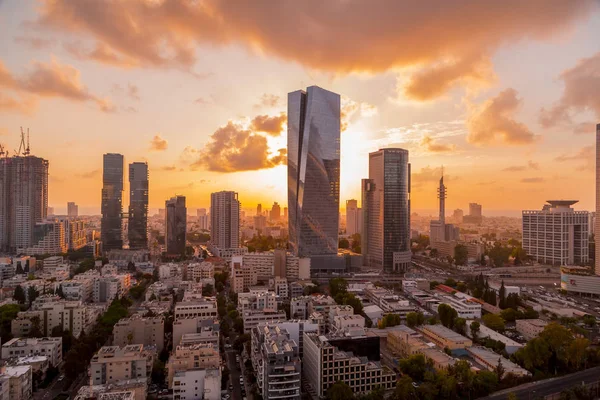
[288,86,340,257]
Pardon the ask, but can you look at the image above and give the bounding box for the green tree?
[473,370,499,398]
[454,318,467,335]
[470,321,481,341]
[329,278,348,298]
[379,313,401,328]
[56,284,65,299]
[27,286,39,306]
[454,244,468,266]
[498,281,507,309]
[456,282,467,293]
[202,284,214,297]
[566,337,589,371]
[500,308,517,322]
[482,314,505,332]
[438,303,458,329]
[326,381,353,400]
[13,285,26,304]
[151,360,166,384]
[28,316,44,337]
[339,238,350,249]
[399,354,428,381]
[429,281,440,290]
[393,375,417,399]
[444,278,457,288]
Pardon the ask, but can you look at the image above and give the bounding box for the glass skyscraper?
[288,86,340,257]
[128,162,148,249]
[101,153,124,252]
[362,148,411,272]
[165,195,186,255]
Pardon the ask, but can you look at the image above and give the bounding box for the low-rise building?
[420,325,472,353]
[251,324,301,400]
[465,321,523,354]
[437,295,482,319]
[231,256,258,293]
[515,319,548,341]
[238,287,278,311]
[113,315,165,353]
[90,345,155,386]
[466,346,530,377]
[172,318,219,348]
[242,309,287,333]
[74,377,147,400]
[172,368,220,400]
[174,299,218,322]
[166,343,220,387]
[186,262,214,281]
[61,279,94,302]
[1,365,32,400]
[1,337,62,366]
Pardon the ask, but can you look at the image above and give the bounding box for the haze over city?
[1,1,600,214]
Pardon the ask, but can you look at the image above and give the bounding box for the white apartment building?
[242,309,287,333]
[231,256,258,293]
[173,368,220,400]
[437,295,482,319]
[172,319,219,348]
[522,201,589,266]
[11,299,93,338]
[332,315,365,333]
[272,277,289,299]
[238,287,278,311]
[1,365,32,400]
[174,299,218,321]
[61,279,94,302]
[1,337,62,366]
[515,319,548,341]
[186,262,214,281]
[113,315,165,353]
[290,297,309,319]
[159,263,181,280]
[90,345,155,386]
[166,343,220,387]
[251,324,301,400]
[94,274,131,303]
[303,332,396,398]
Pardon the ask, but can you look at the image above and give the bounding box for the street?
[225,349,243,400]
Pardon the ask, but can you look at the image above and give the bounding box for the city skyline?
[2,2,600,214]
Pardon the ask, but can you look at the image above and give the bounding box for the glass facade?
[166,195,187,255]
[128,162,148,249]
[363,149,411,272]
[288,86,340,257]
[101,153,124,251]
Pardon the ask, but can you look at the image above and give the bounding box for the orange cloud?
[540,51,600,128]
[64,41,139,68]
[420,135,456,153]
[189,121,286,173]
[502,160,539,172]
[14,36,54,50]
[0,58,113,112]
[250,114,286,136]
[35,0,596,99]
[254,94,282,108]
[149,135,168,151]
[554,145,594,171]
[467,88,535,146]
[0,93,37,114]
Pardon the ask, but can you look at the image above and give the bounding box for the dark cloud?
[420,135,456,153]
[189,121,286,172]
[149,135,168,151]
[35,0,596,99]
[250,114,286,136]
[540,52,600,128]
[520,177,545,183]
[467,88,535,145]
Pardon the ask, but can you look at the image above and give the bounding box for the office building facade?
[345,199,362,236]
[101,153,124,251]
[362,148,411,272]
[165,196,186,255]
[288,86,340,258]
[128,162,149,249]
[522,201,589,266]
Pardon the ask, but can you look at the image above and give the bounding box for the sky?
[1,1,600,216]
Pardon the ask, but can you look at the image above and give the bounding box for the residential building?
[65,218,87,251]
[197,208,210,231]
[172,319,219,348]
[2,365,32,400]
[73,377,147,400]
[101,153,124,252]
[186,262,214,281]
[420,325,472,352]
[522,200,589,265]
[67,202,78,218]
[362,148,411,272]
[387,328,456,370]
[128,162,148,250]
[466,346,530,377]
[288,86,340,261]
[172,368,220,400]
[61,279,94,302]
[273,277,289,299]
[231,256,258,293]
[251,324,301,400]
[0,152,49,253]
[165,196,187,255]
[11,299,96,338]
[90,345,155,385]
[174,299,218,321]
[209,191,240,258]
[303,331,396,398]
[94,275,130,303]
[113,315,165,353]
[346,199,363,236]
[242,309,287,333]
[1,337,62,366]
[24,219,67,255]
[515,319,548,341]
[238,287,278,311]
[0,373,8,400]
[166,343,220,386]
[463,203,483,224]
[255,321,319,358]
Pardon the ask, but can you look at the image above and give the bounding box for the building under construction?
[0,129,49,253]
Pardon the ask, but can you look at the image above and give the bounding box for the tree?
[498,281,507,309]
[202,284,214,297]
[454,244,468,266]
[151,360,166,384]
[495,357,505,380]
[393,375,417,399]
[326,382,354,400]
[456,282,467,293]
[56,284,65,299]
[399,354,428,381]
[339,238,350,249]
[28,316,44,338]
[473,370,498,398]
[567,337,589,371]
[444,278,457,288]
[378,313,401,328]
[27,286,39,306]
[406,312,418,328]
[500,308,517,322]
[329,278,348,298]
[454,318,467,335]
[13,285,26,304]
[482,314,505,332]
[430,281,440,290]
[438,304,458,329]
[470,321,481,341]
[582,314,596,327]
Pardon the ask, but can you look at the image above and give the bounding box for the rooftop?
[422,324,471,343]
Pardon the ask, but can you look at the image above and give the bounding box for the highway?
[481,367,600,400]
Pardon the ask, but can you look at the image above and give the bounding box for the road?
[226,349,244,400]
[482,366,600,400]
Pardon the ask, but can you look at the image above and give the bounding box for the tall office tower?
[288,86,340,258]
[345,199,363,236]
[270,202,281,222]
[596,124,600,275]
[362,148,411,272]
[67,202,78,218]
[101,153,124,252]
[257,204,262,216]
[211,191,240,250]
[0,150,49,252]
[523,201,589,266]
[165,195,186,255]
[128,162,149,249]
[283,207,288,219]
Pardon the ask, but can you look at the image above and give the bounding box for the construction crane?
[18,127,30,156]
[0,143,5,157]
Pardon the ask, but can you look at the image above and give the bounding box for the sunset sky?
[1,1,600,216]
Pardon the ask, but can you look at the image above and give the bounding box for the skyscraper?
[165,195,186,255]
[0,151,49,253]
[596,123,600,275]
[101,153,124,252]
[288,86,340,258]
[128,162,148,249]
[345,199,362,236]
[362,148,411,272]
[270,202,281,222]
[210,191,240,250]
[257,204,262,216]
[67,202,78,218]
[464,202,483,224]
